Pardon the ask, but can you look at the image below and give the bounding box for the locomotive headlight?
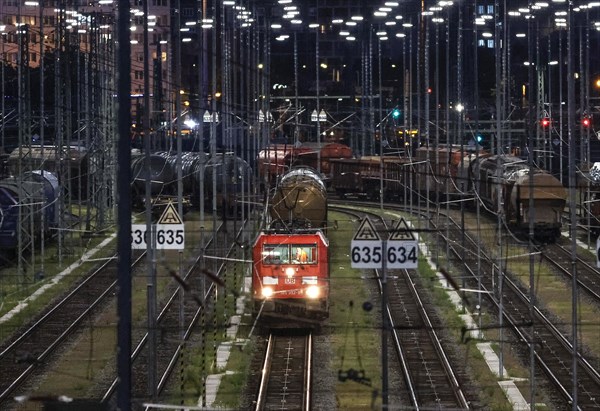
[262,287,274,298]
[285,267,296,277]
[305,285,320,299]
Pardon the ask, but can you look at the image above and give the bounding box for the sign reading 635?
[131,224,185,250]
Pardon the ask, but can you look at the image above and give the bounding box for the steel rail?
[0,251,146,403]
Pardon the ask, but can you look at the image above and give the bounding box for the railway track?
[331,205,475,409]
[0,249,146,407]
[0,216,247,409]
[367,214,472,410]
[541,241,600,303]
[254,332,312,411]
[102,220,248,407]
[382,267,471,409]
[436,214,600,409]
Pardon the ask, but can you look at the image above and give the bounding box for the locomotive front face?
[252,232,330,322]
[253,233,327,301]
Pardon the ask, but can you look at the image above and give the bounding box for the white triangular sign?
[158,202,183,225]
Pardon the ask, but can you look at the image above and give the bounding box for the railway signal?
[582,117,591,128]
[540,118,551,128]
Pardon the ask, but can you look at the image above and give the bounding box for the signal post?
[130,202,185,397]
[351,217,418,410]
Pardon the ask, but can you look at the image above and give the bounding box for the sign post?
[131,202,185,250]
[350,217,420,410]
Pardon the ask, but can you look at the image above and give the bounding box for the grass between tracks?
[0,206,115,344]
[383,210,517,409]
[473,217,600,375]
[328,212,383,410]
[1,212,225,408]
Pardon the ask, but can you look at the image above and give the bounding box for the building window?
[135,70,144,80]
[487,39,494,48]
[487,5,494,14]
[158,15,169,26]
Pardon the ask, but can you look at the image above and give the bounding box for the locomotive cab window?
[261,243,317,265]
[262,244,290,264]
[292,244,317,264]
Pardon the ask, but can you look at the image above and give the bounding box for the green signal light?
[392,109,401,119]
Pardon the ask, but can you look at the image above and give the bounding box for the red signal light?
[582,117,591,127]
[540,118,551,128]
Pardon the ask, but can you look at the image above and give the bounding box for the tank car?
[0,171,59,250]
[472,155,567,242]
[131,153,176,200]
[8,145,88,200]
[130,150,252,216]
[269,167,327,230]
[202,152,252,216]
[251,230,329,325]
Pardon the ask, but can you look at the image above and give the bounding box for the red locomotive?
[252,230,329,323]
[252,166,330,325]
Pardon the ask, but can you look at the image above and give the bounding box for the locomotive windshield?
[261,243,317,264]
